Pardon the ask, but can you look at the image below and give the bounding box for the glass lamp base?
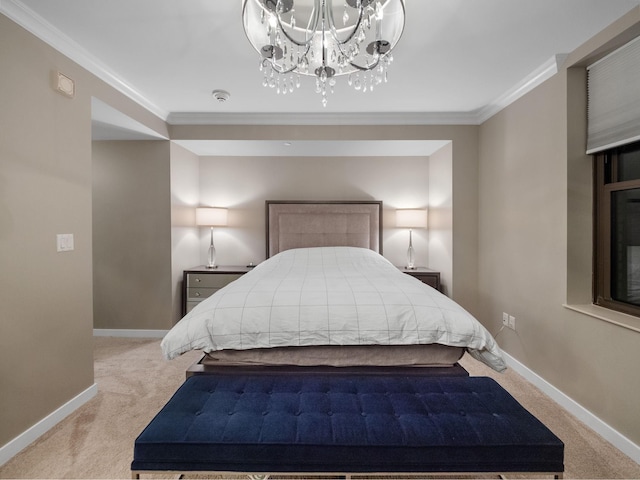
[406,244,416,269]
[206,242,217,269]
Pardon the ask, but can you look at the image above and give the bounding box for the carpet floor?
[0,337,639,479]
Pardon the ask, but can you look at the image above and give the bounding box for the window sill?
[563,303,640,333]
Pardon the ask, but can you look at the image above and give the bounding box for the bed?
[165,200,505,375]
[132,200,563,479]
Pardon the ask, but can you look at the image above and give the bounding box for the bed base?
[132,375,563,480]
[132,470,563,479]
[186,354,470,378]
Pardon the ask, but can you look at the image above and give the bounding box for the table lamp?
[195,207,228,269]
[396,209,427,269]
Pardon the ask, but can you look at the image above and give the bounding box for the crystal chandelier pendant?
[242,0,405,106]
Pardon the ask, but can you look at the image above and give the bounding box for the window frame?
[594,142,640,317]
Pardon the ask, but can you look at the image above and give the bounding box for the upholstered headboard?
[266,201,383,258]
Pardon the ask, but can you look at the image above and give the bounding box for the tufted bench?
[132,374,564,478]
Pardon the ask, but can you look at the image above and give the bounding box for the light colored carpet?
[0,337,638,479]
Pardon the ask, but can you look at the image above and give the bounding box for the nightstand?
[398,267,441,292]
[182,266,252,315]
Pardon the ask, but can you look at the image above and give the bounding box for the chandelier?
[242,0,405,107]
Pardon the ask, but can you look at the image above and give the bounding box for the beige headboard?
[266,201,383,258]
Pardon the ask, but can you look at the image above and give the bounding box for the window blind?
[587,35,640,154]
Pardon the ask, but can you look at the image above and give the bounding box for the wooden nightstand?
[398,267,441,292]
[182,266,252,315]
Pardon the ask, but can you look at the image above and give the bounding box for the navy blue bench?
[132,374,564,478]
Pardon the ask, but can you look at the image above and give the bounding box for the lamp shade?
[196,207,228,227]
[396,209,427,228]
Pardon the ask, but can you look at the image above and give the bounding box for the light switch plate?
[57,233,74,252]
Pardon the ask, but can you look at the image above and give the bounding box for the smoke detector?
[212,90,230,102]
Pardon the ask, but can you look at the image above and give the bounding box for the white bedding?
[162,247,506,372]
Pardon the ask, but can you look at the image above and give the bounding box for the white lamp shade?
[396,209,427,228]
[196,207,228,226]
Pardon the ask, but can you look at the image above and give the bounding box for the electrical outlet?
[502,312,509,326]
[508,315,516,330]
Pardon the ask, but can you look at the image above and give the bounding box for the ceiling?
[3,0,640,154]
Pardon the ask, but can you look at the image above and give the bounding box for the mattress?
[201,343,465,367]
[132,374,564,475]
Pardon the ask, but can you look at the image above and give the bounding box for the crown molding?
[476,54,568,124]
[166,111,480,126]
[0,0,168,120]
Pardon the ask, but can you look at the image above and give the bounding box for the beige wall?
[173,124,479,310]
[477,12,640,445]
[428,142,454,295]
[0,15,95,447]
[0,14,169,450]
[478,70,569,375]
[196,155,431,269]
[170,143,200,323]
[92,140,173,330]
[193,146,457,296]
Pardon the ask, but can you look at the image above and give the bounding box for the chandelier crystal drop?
[242,0,405,106]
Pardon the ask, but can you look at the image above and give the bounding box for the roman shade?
[587,35,640,154]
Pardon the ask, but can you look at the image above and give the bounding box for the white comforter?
[162,247,506,372]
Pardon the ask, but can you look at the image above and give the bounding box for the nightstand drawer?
[186,300,205,313]
[187,273,242,288]
[186,287,219,300]
[412,273,439,289]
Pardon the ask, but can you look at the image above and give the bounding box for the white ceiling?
[3,0,640,154]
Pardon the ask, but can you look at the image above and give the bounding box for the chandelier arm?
[263,57,300,75]
[347,56,381,72]
[341,0,406,72]
[328,1,383,72]
[273,0,321,48]
[263,41,312,74]
[327,0,364,47]
[274,19,313,48]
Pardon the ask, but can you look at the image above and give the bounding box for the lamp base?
[406,235,416,270]
[206,231,217,269]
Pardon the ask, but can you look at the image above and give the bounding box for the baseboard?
[93,328,168,338]
[503,351,640,464]
[0,383,98,468]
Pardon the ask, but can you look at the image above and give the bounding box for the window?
[594,140,640,316]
